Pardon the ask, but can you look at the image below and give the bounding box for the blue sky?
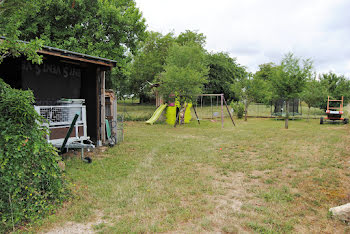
[135,0,350,77]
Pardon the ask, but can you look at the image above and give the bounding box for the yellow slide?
[145,104,167,125]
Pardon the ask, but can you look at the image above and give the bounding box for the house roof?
[1,36,117,68]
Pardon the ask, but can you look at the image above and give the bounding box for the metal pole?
[211,96,213,119]
[221,94,224,128]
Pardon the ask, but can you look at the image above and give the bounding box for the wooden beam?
[101,71,106,144]
[38,50,115,67]
[96,67,101,144]
[196,94,223,97]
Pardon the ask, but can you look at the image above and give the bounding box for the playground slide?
[146,104,167,125]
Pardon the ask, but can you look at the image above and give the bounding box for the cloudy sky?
[135,0,350,77]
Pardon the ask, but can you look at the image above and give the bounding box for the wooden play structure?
[320,96,348,124]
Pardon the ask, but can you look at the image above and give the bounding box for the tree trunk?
[244,102,248,121]
[180,103,188,125]
[285,101,289,129]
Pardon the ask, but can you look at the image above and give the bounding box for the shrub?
[0,79,68,232]
[230,101,244,119]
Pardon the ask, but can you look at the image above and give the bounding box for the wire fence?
[116,114,124,143]
[117,98,348,122]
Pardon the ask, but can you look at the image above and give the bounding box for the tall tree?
[0,0,147,90]
[301,78,327,118]
[206,52,247,100]
[0,0,43,64]
[158,43,208,125]
[129,31,175,102]
[232,73,270,121]
[319,72,350,108]
[176,30,206,47]
[253,62,277,104]
[271,53,313,129]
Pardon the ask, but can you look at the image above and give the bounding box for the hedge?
[0,79,68,232]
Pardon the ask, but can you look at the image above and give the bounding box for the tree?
[128,30,207,103]
[0,0,43,64]
[271,53,313,129]
[253,62,278,104]
[301,78,327,118]
[176,30,206,47]
[129,31,175,102]
[319,72,350,109]
[254,63,277,81]
[232,73,270,121]
[0,0,147,90]
[206,52,247,100]
[158,43,208,125]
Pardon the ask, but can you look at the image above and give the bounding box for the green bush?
[0,79,68,232]
[230,101,244,119]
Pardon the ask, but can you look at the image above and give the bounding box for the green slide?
[146,104,167,125]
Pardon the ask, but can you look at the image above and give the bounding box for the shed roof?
[1,36,117,68]
[39,45,117,68]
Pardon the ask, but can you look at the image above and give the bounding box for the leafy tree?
[254,63,277,81]
[301,78,327,117]
[271,53,313,129]
[254,62,280,104]
[206,52,247,100]
[0,0,147,90]
[158,43,208,125]
[129,31,175,102]
[0,0,43,64]
[232,73,270,121]
[176,30,206,47]
[128,30,207,103]
[319,72,350,109]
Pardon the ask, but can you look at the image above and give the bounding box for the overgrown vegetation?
[230,101,245,119]
[0,79,68,232]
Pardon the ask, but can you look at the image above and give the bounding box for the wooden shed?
[0,45,117,145]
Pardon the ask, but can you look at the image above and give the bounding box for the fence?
[117,98,341,122]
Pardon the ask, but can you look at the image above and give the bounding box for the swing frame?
[194,94,235,128]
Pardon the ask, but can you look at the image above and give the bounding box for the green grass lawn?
[34,117,350,233]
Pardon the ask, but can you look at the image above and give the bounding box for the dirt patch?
[43,211,107,234]
[173,164,257,233]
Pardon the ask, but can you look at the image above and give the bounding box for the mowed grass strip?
[36,118,350,233]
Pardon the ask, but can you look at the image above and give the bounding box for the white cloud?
[135,0,350,76]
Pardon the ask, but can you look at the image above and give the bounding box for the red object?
[325,96,344,120]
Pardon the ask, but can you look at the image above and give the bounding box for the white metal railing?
[34,105,88,143]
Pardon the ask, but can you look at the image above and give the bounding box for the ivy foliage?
[0,79,67,232]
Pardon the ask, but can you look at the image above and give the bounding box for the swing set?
[191,94,235,128]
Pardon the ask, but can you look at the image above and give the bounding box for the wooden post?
[285,100,289,129]
[96,68,101,145]
[192,105,200,125]
[181,103,189,124]
[223,97,235,126]
[221,94,224,128]
[101,71,106,144]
